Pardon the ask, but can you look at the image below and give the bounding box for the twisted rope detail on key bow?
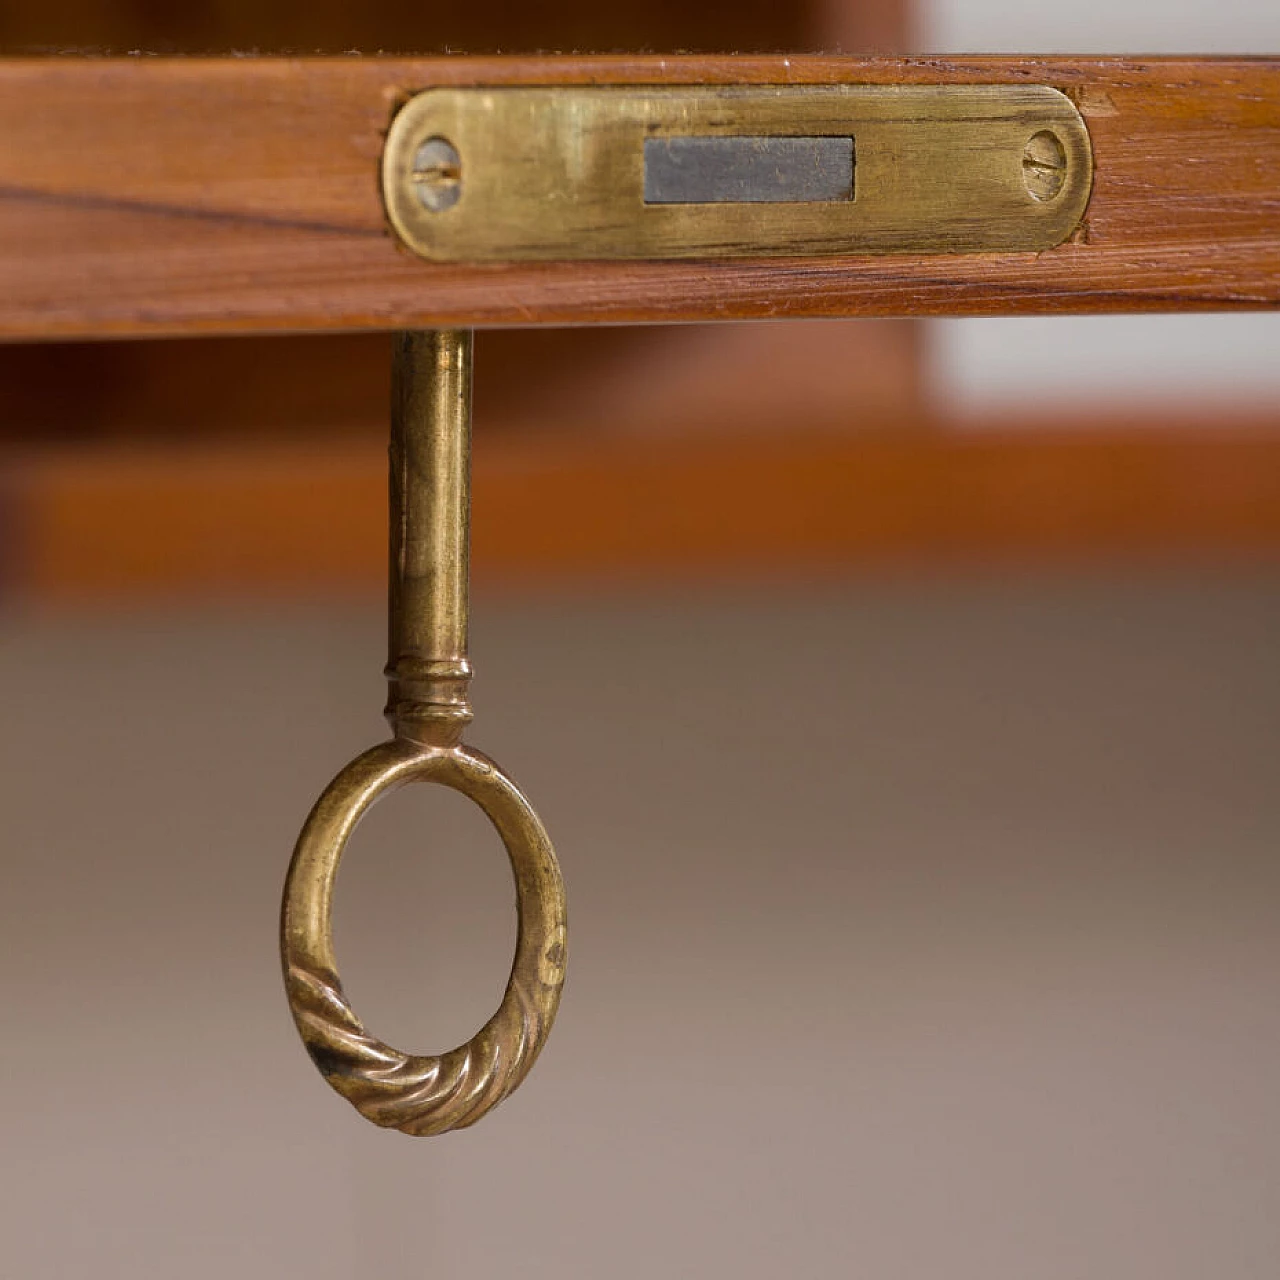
[287,944,561,1136]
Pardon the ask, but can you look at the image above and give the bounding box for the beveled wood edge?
[0,54,1278,337]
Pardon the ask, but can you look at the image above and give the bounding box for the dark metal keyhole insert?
[643,136,855,205]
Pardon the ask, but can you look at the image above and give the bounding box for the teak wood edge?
[0,55,1278,338]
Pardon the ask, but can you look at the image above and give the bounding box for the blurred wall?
[927,0,1280,53]
[2,577,1278,1276]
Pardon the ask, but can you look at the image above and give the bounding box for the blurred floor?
[1,573,1278,1277]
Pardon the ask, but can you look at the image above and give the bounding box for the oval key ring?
[280,332,567,1135]
[282,740,566,1135]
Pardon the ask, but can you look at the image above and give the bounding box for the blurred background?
[1,1,1279,1277]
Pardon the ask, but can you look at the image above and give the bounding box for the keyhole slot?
[643,135,855,204]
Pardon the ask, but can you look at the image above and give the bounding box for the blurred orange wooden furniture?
[0,2,1277,597]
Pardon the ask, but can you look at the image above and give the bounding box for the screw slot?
[1022,131,1067,202]
[412,137,462,212]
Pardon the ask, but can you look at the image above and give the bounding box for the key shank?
[387,329,475,746]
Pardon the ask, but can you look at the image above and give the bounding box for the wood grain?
[11,415,1280,598]
[0,55,1277,337]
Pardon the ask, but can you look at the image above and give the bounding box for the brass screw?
[412,137,462,212]
[1022,130,1067,201]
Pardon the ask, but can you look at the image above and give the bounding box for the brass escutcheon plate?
[382,85,1094,262]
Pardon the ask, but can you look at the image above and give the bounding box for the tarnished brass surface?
[383,85,1093,262]
[282,740,566,1135]
[386,330,474,748]
[281,330,567,1136]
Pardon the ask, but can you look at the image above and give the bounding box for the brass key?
[280,331,568,1136]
